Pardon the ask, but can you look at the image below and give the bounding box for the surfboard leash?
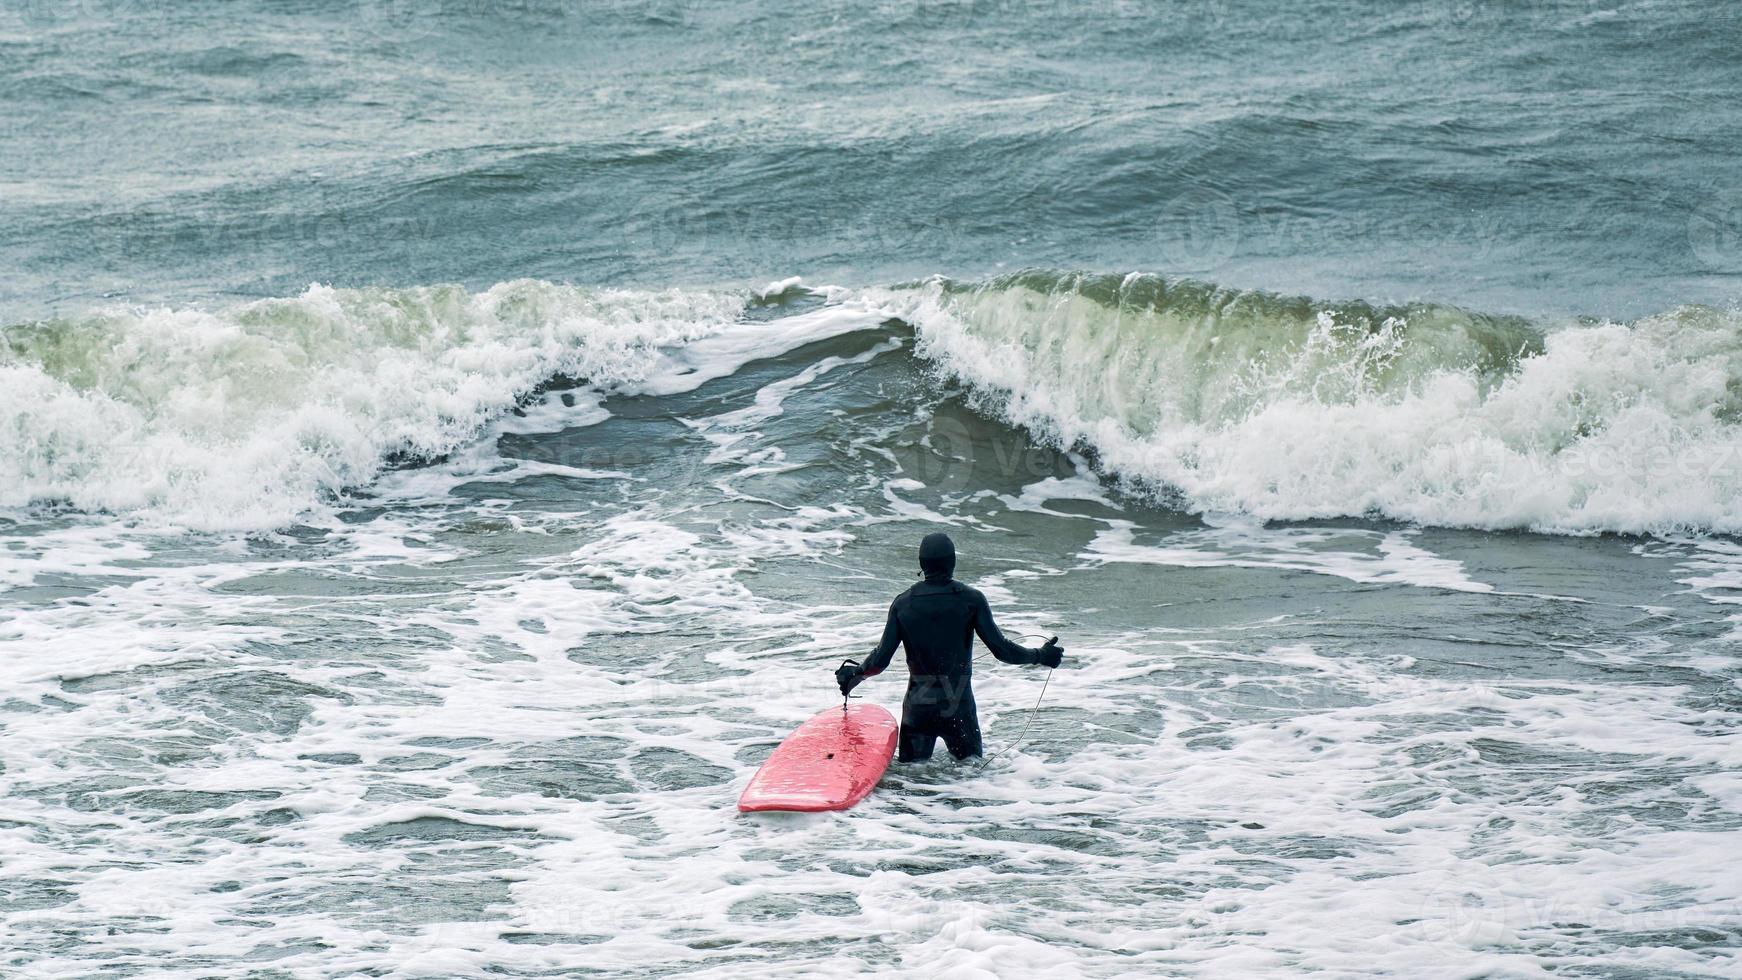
[838,657,864,711]
[974,632,1056,773]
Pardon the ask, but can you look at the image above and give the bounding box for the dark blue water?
[5,0,1740,320]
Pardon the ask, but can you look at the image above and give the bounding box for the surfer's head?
[918,532,956,581]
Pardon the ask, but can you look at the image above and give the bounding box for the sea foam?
[893,271,1742,535]
[9,272,1742,536]
[0,281,746,529]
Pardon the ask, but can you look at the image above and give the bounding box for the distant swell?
[890,270,1742,536]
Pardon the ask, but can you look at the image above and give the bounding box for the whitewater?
[7,274,1742,535]
[5,0,1742,976]
[3,276,1740,977]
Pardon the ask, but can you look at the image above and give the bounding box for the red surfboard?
[738,703,899,812]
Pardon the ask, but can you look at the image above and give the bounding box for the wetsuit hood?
[919,532,956,583]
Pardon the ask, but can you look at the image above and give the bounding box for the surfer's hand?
[1038,637,1064,668]
[835,661,865,697]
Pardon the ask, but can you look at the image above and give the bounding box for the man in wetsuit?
[834,532,1065,762]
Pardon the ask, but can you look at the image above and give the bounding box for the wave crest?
[10,270,1742,536]
[895,270,1742,535]
[0,281,744,529]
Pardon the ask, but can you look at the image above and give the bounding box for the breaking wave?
[893,270,1742,535]
[7,271,1742,536]
[0,281,745,529]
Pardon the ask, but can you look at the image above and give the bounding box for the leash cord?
[974,632,1055,773]
[975,668,1052,773]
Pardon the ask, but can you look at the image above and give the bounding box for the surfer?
[835,532,1064,762]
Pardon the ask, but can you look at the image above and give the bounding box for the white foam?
[886,278,1742,535]
[497,388,612,435]
[5,279,1739,980]
[691,336,904,473]
[625,302,891,398]
[997,469,1122,518]
[1085,518,1495,593]
[754,276,805,300]
[0,282,903,532]
[4,485,1737,979]
[0,281,748,530]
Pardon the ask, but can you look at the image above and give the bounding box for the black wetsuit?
[860,575,1046,761]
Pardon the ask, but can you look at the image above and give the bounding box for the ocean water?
[2,1,1741,977]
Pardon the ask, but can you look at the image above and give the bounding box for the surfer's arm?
[860,600,903,678]
[969,590,1043,665]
